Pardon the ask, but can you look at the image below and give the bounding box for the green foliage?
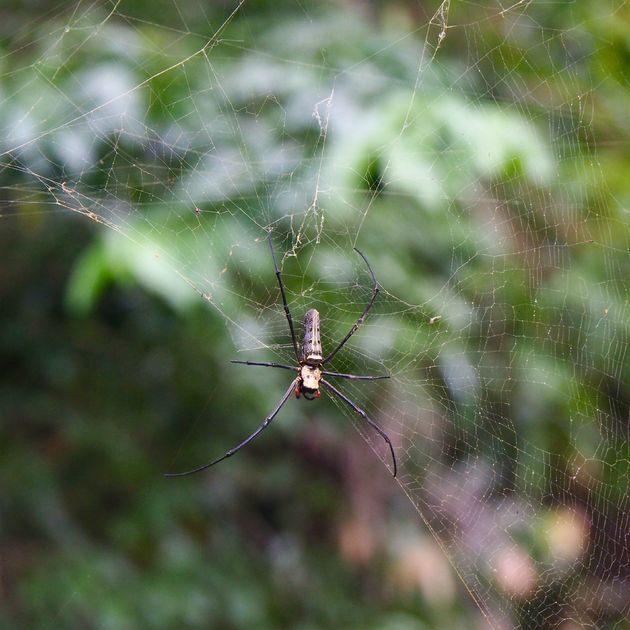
[2,1,630,628]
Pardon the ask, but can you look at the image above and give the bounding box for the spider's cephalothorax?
[165,233,398,479]
[297,308,323,400]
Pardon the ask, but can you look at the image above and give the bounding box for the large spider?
[166,233,397,478]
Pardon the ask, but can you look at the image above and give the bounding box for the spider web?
[2,1,629,627]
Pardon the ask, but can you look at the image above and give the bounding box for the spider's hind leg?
[321,247,380,365]
[268,232,300,361]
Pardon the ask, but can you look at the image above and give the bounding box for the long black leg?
[321,379,397,477]
[231,360,298,371]
[322,248,379,365]
[322,370,390,381]
[268,232,300,361]
[165,378,298,477]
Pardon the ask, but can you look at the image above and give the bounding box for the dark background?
[1,1,629,628]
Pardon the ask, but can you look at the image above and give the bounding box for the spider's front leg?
[321,378,397,477]
[164,377,299,477]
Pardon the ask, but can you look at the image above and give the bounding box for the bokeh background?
[2,1,630,628]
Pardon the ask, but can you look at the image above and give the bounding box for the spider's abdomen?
[301,308,322,365]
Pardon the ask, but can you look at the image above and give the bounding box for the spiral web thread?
[1,2,628,627]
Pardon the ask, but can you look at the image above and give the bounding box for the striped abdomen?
[301,308,322,365]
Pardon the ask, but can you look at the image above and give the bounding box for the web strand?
[1,2,628,628]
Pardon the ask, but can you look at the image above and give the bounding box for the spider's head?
[297,365,321,400]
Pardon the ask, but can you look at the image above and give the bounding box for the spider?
[165,233,397,478]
